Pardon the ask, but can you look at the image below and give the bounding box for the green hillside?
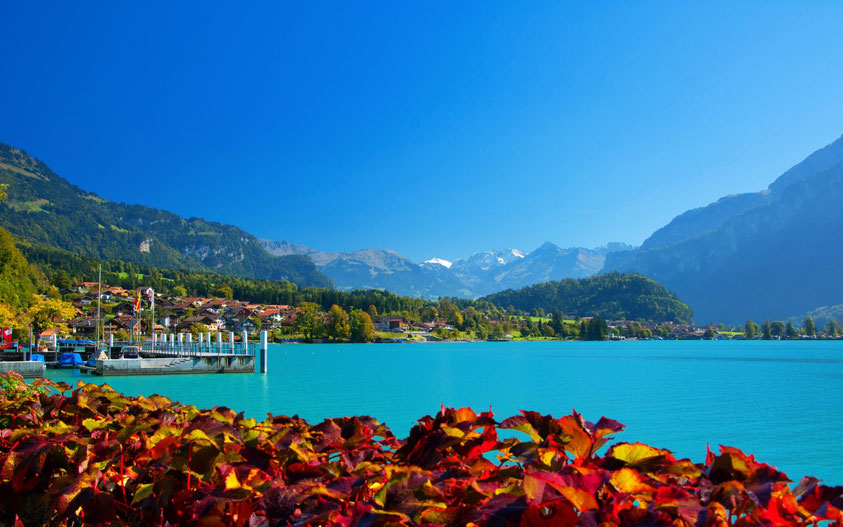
[0,143,333,288]
[480,272,693,323]
[23,244,429,315]
[0,227,42,312]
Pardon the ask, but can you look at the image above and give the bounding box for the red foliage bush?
[0,372,841,526]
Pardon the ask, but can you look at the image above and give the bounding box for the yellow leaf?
[610,468,656,494]
[611,442,671,464]
[132,483,154,504]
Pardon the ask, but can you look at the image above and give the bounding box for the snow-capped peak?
[424,258,453,269]
[510,249,526,258]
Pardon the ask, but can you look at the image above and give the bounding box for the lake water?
[45,340,843,485]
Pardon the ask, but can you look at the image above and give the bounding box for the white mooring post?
[242,331,248,354]
[206,333,211,353]
[109,334,114,359]
[170,333,175,353]
[178,333,183,354]
[217,332,222,355]
[229,332,235,354]
[198,333,203,354]
[260,331,268,374]
[152,333,157,350]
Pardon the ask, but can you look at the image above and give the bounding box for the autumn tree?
[214,283,233,299]
[27,297,76,349]
[351,310,375,342]
[825,320,839,337]
[327,304,350,341]
[0,303,18,329]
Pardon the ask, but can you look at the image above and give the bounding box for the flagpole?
[150,289,155,348]
[96,264,102,352]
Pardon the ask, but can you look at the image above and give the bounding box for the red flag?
[134,291,142,312]
[0,328,11,350]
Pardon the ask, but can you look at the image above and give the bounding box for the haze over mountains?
[259,239,635,298]
[0,141,636,300]
[603,134,843,323]
[3,133,843,325]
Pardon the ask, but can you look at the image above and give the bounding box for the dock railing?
[111,333,258,358]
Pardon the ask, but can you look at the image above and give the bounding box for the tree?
[448,309,463,330]
[542,324,555,338]
[475,324,489,340]
[785,321,798,339]
[172,285,187,297]
[825,320,839,338]
[351,311,375,342]
[744,319,758,339]
[27,297,76,350]
[327,305,350,341]
[0,303,19,329]
[703,326,716,339]
[294,302,322,339]
[803,317,816,337]
[214,283,233,299]
[51,270,72,291]
[190,323,209,337]
[770,321,785,338]
[421,306,438,322]
[550,312,564,334]
[761,320,772,340]
[582,316,608,341]
[367,305,378,320]
[0,183,7,202]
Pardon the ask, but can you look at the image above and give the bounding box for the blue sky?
[2,2,843,262]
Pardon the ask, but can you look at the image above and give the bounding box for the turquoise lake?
[46,340,843,485]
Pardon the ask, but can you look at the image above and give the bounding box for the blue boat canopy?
[58,353,85,367]
[58,339,95,345]
[30,353,45,362]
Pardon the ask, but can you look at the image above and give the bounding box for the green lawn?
[117,272,145,280]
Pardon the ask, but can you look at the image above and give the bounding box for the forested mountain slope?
[480,272,693,323]
[0,143,332,288]
[603,134,843,323]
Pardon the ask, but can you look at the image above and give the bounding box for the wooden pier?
[5,331,270,378]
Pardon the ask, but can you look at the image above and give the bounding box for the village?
[39,281,780,346]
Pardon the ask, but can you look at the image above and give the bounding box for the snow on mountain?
[261,238,633,299]
[424,258,453,268]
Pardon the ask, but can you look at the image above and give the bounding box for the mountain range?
[602,134,843,323]
[0,142,635,300]
[0,143,333,288]
[5,132,843,325]
[259,239,635,298]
